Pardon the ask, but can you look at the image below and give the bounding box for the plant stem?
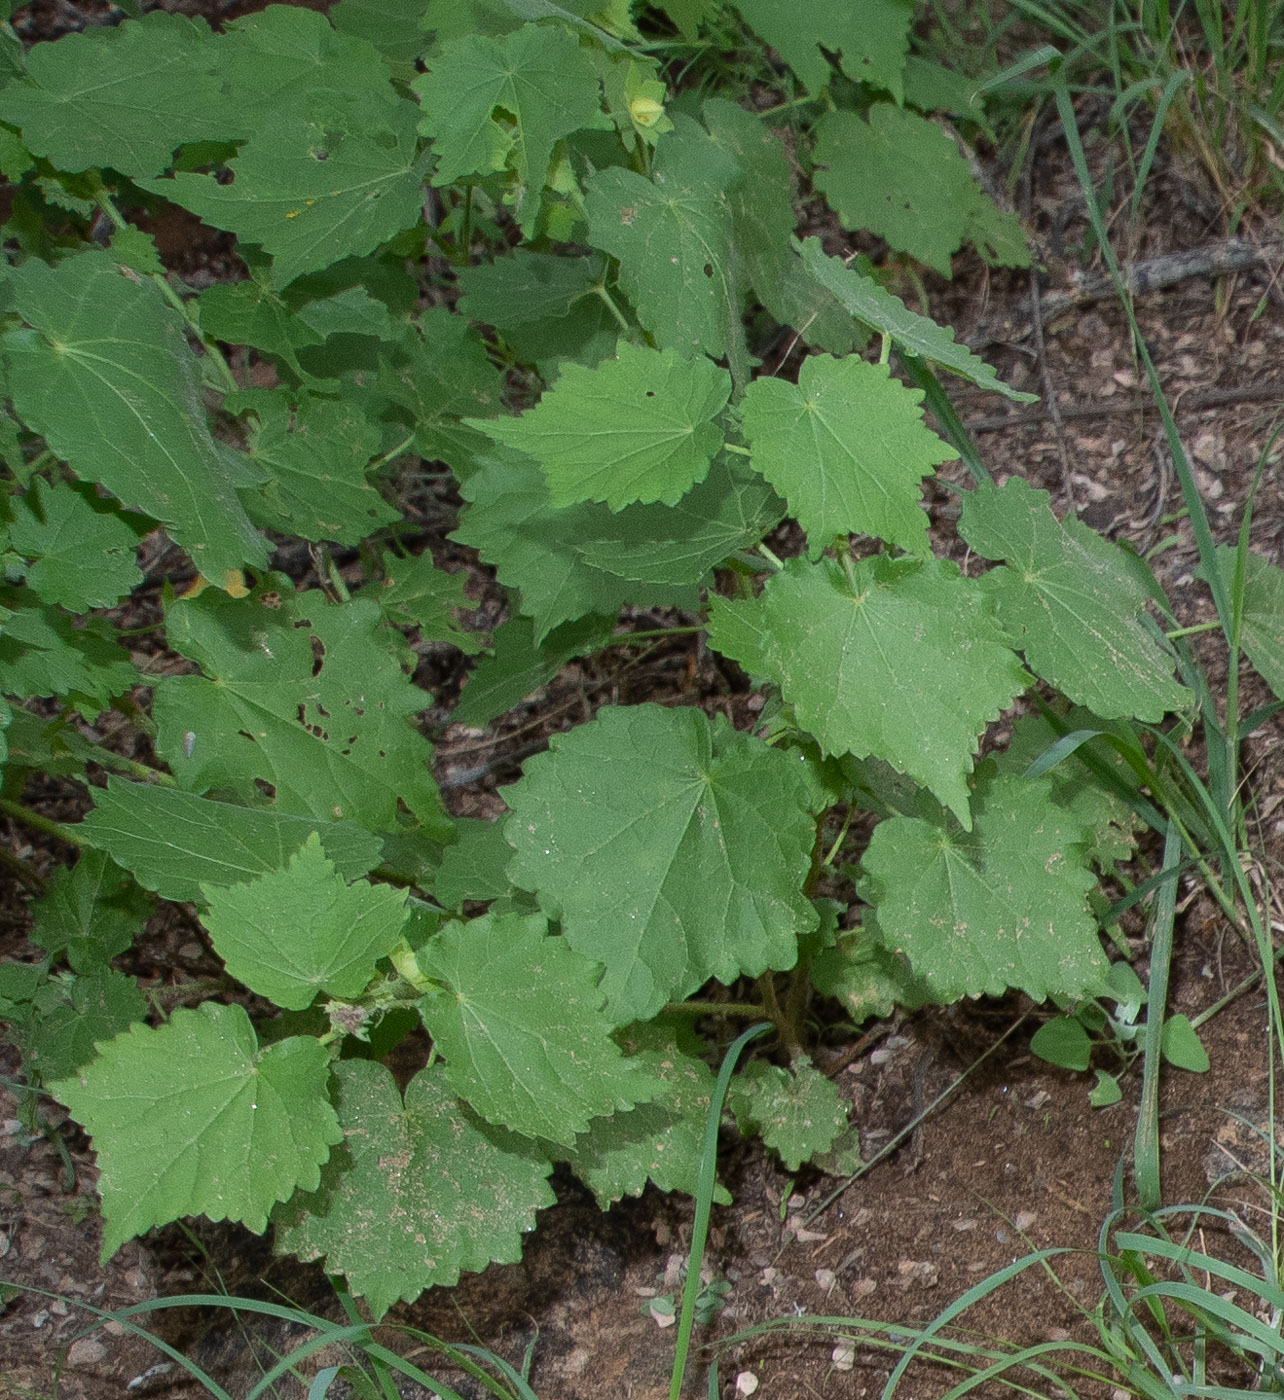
[0,797,83,846]
[0,842,46,893]
[661,999,767,1018]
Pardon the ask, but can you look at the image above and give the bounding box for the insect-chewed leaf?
[504,704,821,1023]
[470,341,730,510]
[861,773,1110,1003]
[273,1059,554,1318]
[742,355,951,553]
[2,253,268,577]
[50,1002,342,1260]
[416,911,662,1144]
[708,555,1028,828]
[959,477,1188,721]
[201,832,408,1011]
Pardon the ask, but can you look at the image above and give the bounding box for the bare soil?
[4,6,1284,1399]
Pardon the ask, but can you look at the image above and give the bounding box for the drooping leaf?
[375,549,484,655]
[959,477,1188,721]
[708,556,1028,828]
[505,704,821,1023]
[273,1059,554,1318]
[452,445,697,640]
[702,97,857,356]
[566,1018,729,1205]
[1206,545,1284,701]
[30,850,150,975]
[796,238,1035,402]
[861,773,1109,1002]
[8,478,143,612]
[585,115,742,360]
[0,12,228,178]
[729,1058,849,1171]
[732,0,913,99]
[51,1002,342,1259]
[152,583,449,836]
[470,341,730,509]
[141,99,428,290]
[451,613,616,727]
[201,833,408,1011]
[813,104,1028,276]
[742,354,952,553]
[415,911,662,1144]
[80,780,384,904]
[2,252,268,577]
[414,23,609,233]
[232,388,400,545]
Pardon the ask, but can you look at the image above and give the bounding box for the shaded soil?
[4,5,1284,1399]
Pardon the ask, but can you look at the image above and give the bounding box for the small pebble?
[67,1338,107,1367]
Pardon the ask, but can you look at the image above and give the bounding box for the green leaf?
[708,556,1027,827]
[6,478,141,612]
[233,389,400,545]
[566,1018,729,1205]
[732,0,912,99]
[51,1002,342,1259]
[1208,546,1284,701]
[742,354,952,553]
[0,589,139,714]
[451,613,616,727]
[573,454,785,586]
[813,104,1028,276]
[30,850,150,975]
[505,704,820,1023]
[653,0,713,40]
[1090,1071,1123,1107]
[201,833,408,1011]
[862,773,1109,1002]
[796,238,1035,402]
[1161,1014,1209,1072]
[25,969,148,1083]
[0,13,228,179]
[8,479,143,612]
[811,927,931,1023]
[455,249,606,330]
[585,115,742,360]
[729,1058,849,1172]
[2,253,268,577]
[470,341,730,509]
[273,1059,554,1318]
[1029,1017,1092,1072]
[452,445,696,640]
[153,583,448,836]
[414,24,608,234]
[375,549,484,655]
[415,911,661,1144]
[81,780,383,904]
[959,478,1188,722]
[142,100,427,290]
[702,98,858,356]
[434,818,516,908]
[331,0,433,70]
[198,281,323,367]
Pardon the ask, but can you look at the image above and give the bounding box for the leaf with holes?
[505,704,821,1023]
[151,582,449,836]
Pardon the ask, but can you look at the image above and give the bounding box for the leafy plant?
[0,0,1278,1329]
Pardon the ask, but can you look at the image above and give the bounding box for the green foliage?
[0,0,1256,1320]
